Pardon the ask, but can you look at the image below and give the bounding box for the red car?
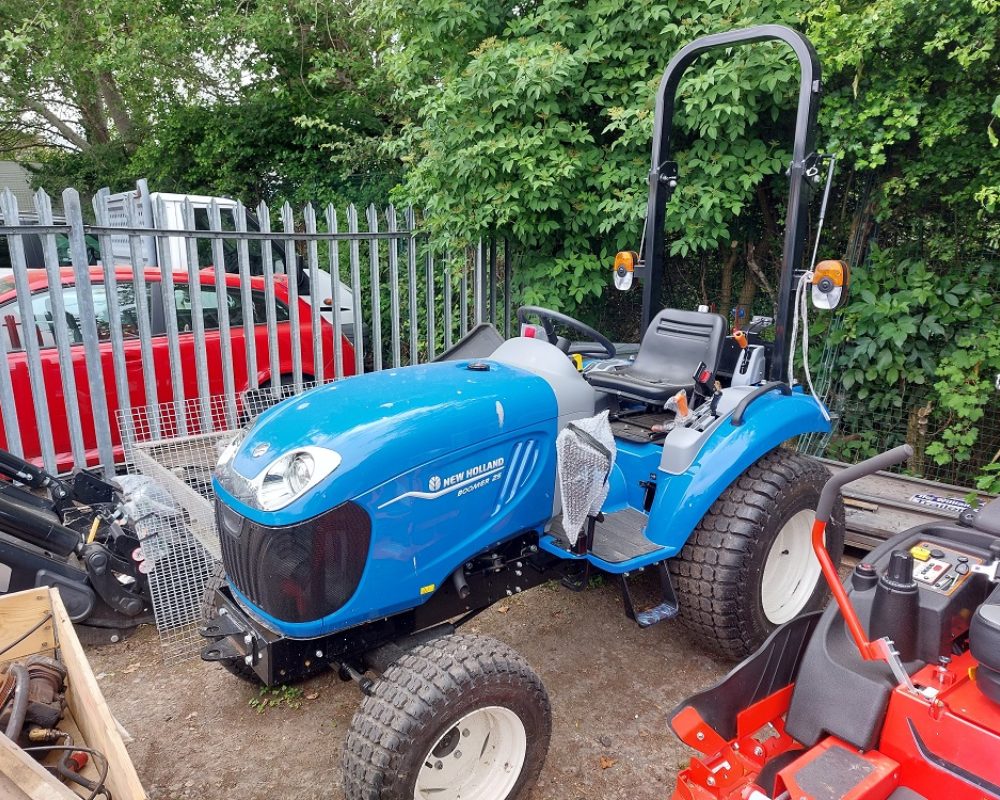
[0,267,355,471]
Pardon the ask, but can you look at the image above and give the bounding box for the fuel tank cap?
[467,361,491,371]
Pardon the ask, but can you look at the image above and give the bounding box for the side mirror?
[811,259,850,310]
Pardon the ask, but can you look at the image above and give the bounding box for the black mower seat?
[587,308,727,405]
[971,581,1000,704]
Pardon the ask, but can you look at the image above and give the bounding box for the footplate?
[620,562,679,628]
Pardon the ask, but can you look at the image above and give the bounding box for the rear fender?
[645,391,830,551]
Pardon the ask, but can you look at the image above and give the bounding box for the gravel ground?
[85,574,732,800]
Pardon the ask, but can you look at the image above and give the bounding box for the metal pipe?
[452,567,471,600]
[808,155,837,271]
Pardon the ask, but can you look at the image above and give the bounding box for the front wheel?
[669,449,845,660]
[342,633,550,800]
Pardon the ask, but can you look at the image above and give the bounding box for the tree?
[378,0,812,329]
[0,0,237,154]
[1,0,397,208]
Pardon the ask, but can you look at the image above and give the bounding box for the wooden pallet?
[820,458,994,551]
[0,588,147,800]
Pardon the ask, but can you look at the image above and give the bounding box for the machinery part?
[516,305,616,359]
[812,259,850,310]
[813,444,914,662]
[586,308,726,406]
[0,654,67,741]
[0,491,81,558]
[342,633,550,800]
[199,563,262,683]
[22,655,67,729]
[669,450,845,659]
[869,550,920,662]
[22,744,111,800]
[555,411,615,545]
[636,25,820,386]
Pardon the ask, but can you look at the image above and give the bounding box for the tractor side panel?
[360,425,558,597]
[644,393,830,552]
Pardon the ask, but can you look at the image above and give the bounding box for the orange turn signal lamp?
[812,259,849,289]
[614,251,639,273]
[613,251,640,291]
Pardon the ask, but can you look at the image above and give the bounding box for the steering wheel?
[516,306,616,359]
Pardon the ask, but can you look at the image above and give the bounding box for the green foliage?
[248,684,304,714]
[924,328,1000,470]
[3,0,399,209]
[381,0,1000,486]
[379,0,808,312]
[828,248,995,409]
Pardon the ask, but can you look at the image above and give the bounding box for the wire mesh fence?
[799,392,1000,489]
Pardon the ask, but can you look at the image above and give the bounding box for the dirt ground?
[85,575,732,800]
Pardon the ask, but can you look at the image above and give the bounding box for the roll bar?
[640,25,822,382]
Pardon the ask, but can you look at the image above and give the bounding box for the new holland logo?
[378,457,507,510]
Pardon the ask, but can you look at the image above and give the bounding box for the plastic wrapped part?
[556,411,616,545]
[114,474,185,526]
[664,389,691,422]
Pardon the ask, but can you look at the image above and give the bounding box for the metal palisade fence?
[0,186,514,477]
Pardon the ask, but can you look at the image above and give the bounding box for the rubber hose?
[55,732,100,793]
[3,663,29,740]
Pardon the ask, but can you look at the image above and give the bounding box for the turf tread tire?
[342,632,550,800]
[668,449,845,661]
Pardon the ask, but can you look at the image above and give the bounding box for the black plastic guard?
[669,611,820,741]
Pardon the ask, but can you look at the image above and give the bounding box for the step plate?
[549,509,661,564]
[592,508,659,563]
[634,602,678,627]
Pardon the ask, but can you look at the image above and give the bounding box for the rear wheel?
[669,449,845,660]
[342,633,550,800]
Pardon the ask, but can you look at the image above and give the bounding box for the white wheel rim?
[414,706,527,800]
[761,509,822,625]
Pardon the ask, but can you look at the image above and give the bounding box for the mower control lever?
[816,445,913,525]
[812,445,913,664]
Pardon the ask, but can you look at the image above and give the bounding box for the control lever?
[709,381,723,417]
[813,445,915,677]
[972,545,1000,582]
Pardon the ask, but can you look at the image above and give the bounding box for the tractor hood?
[214,360,557,523]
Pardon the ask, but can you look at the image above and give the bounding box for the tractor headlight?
[253,446,342,511]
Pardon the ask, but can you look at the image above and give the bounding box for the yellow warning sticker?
[420,584,436,595]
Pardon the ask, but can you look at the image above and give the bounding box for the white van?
[103,181,355,338]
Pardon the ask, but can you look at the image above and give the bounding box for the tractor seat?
[971,577,1000,705]
[587,308,727,405]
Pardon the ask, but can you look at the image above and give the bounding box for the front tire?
[342,633,551,800]
[669,449,845,660]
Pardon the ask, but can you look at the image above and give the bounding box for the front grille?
[216,501,371,624]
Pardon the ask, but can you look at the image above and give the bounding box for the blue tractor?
[202,25,850,800]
